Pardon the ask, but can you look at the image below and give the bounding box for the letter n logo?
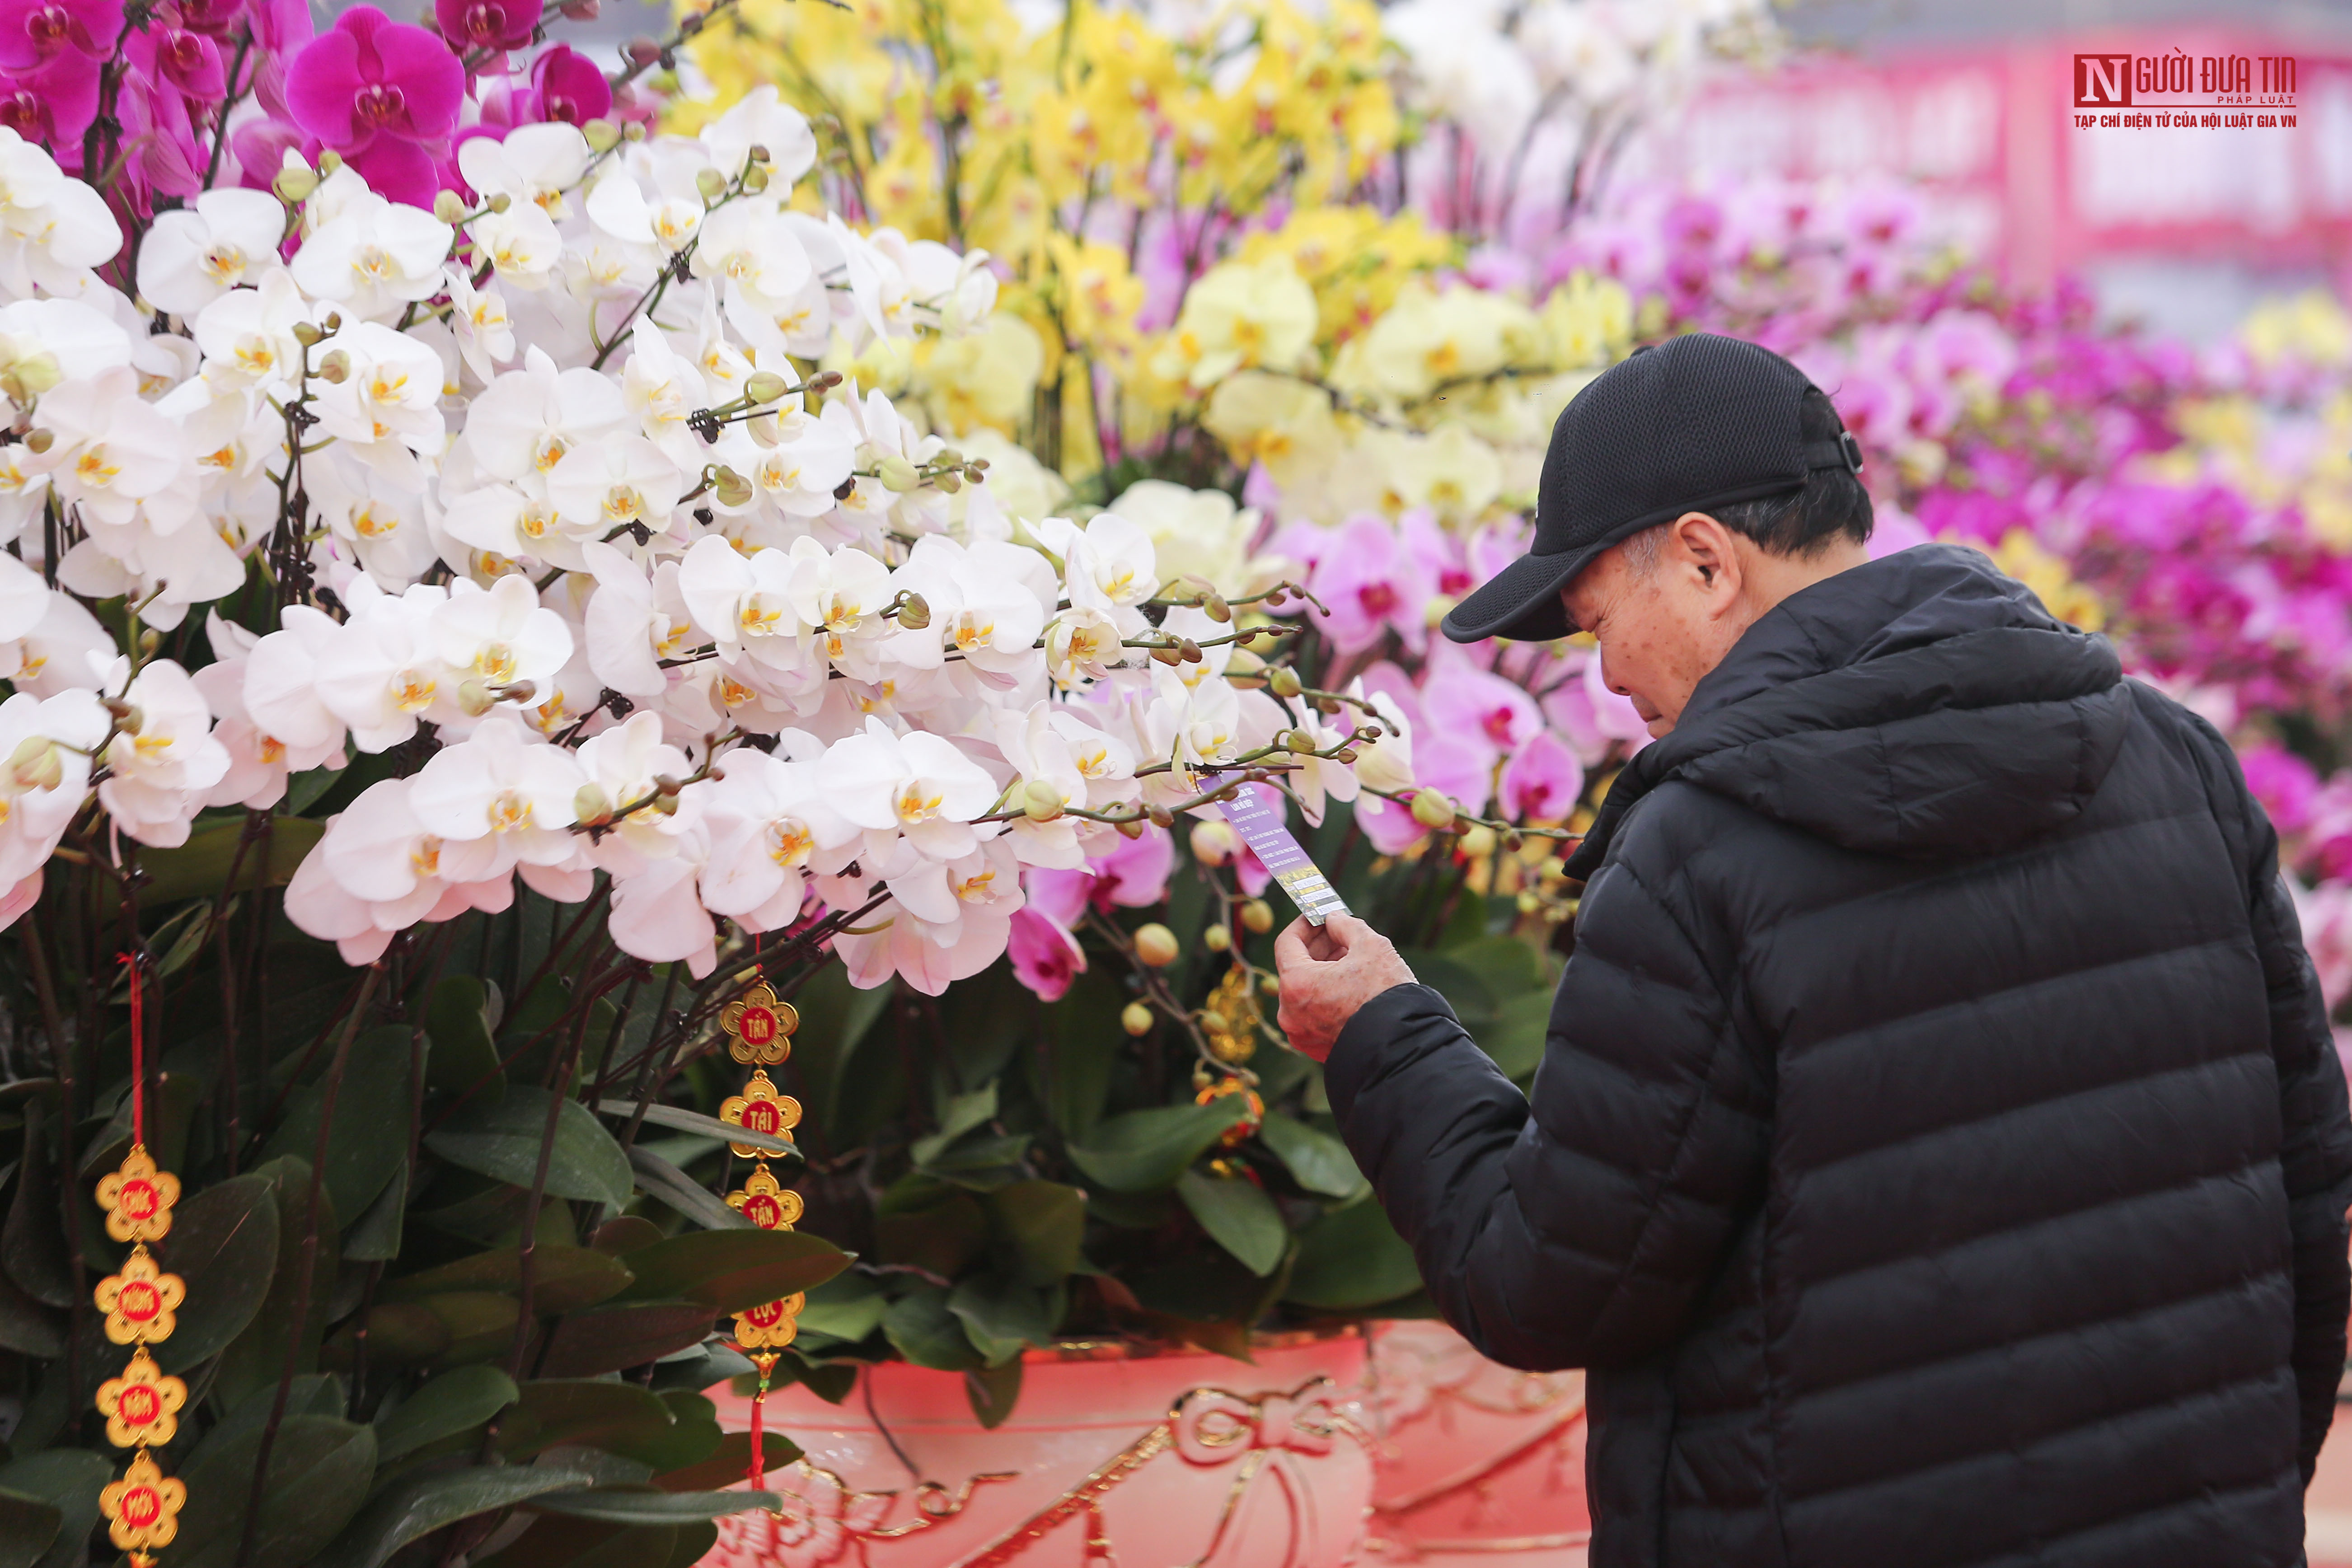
[2075,54,2133,106]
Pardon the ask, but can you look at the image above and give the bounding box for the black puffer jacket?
[1329,544,2352,1568]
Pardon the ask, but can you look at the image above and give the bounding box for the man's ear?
[1670,511,1739,596]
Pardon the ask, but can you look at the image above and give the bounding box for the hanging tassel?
[747,1353,778,1493]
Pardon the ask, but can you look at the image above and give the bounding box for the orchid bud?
[1145,804,1174,829]
[746,143,770,164]
[558,0,599,19]
[1115,817,1147,839]
[1335,747,1358,763]
[583,118,622,152]
[1134,923,1180,967]
[136,629,160,657]
[1021,779,1065,822]
[290,321,325,347]
[1265,588,1288,607]
[1260,973,1280,997]
[967,455,989,471]
[488,192,513,214]
[743,370,789,405]
[1203,924,1232,953]
[1148,642,1181,666]
[1267,666,1301,699]
[626,36,662,63]
[1121,1001,1155,1037]
[809,370,845,393]
[623,121,646,142]
[1240,899,1274,934]
[876,455,920,492]
[1410,789,1457,830]
[322,312,342,332]
[497,681,535,704]
[101,695,134,720]
[1315,695,1342,715]
[21,427,50,454]
[653,791,681,815]
[1226,647,1264,675]
[654,773,683,799]
[712,466,753,508]
[5,736,59,791]
[1189,819,1236,866]
[316,349,350,384]
[432,190,466,224]
[1,349,58,400]
[695,167,729,201]
[963,464,988,485]
[317,149,343,174]
[272,165,319,203]
[1177,638,1202,664]
[456,680,495,716]
[1284,728,1316,755]
[1460,824,1497,857]
[1204,594,1231,623]
[741,165,769,194]
[1198,1009,1229,1035]
[895,593,930,630]
[573,783,615,824]
[934,470,960,494]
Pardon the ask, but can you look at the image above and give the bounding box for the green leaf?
[874,1177,988,1277]
[262,1025,415,1224]
[882,1285,983,1371]
[1284,1197,1423,1311]
[613,1229,850,1314]
[617,1390,723,1474]
[427,1086,633,1210]
[1176,1170,1287,1276]
[965,1361,1022,1430]
[374,1366,520,1463]
[1032,969,1122,1141]
[137,815,324,905]
[172,1414,378,1568]
[597,1101,796,1157]
[386,1245,634,1315]
[795,1273,887,1343]
[624,1147,750,1231]
[0,1486,60,1568]
[0,1448,112,1568]
[534,1300,720,1380]
[653,1431,802,1494]
[1064,1098,1247,1192]
[1479,990,1552,1081]
[327,1465,595,1568]
[1257,1114,1366,1200]
[909,1083,998,1168]
[947,1274,1059,1365]
[496,1381,675,1462]
[529,1488,780,1524]
[343,1158,409,1263]
[157,1173,281,1371]
[426,975,504,1099]
[987,1180,1087,1285]
[2,1106,70,1306]
[215,1156,337,1408]
[0,1259,62,1357]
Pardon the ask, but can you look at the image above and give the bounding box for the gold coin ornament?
[96,1246,185,1346]
[726,1163,805,1231]
[719,1069,803,1158]
[716,969,811,1493]
[100,1448,186,1556]
[98,954,190,1563]
[721,982,797,1066]
[98,1347,188,1450]
[1194,1075,1265,1149]
[96,1145,180,1245]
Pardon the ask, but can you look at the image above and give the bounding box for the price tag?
[1207,778,1349,925]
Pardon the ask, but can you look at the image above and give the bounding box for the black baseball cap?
[1440,332,1865,643]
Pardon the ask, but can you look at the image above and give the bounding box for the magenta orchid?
[286,5,464,206]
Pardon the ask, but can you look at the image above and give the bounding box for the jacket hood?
[1563,543,2130,879]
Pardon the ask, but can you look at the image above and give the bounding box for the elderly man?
[1274,332,2352,1568]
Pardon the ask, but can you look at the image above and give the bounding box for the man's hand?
[1273,913,1416,1062]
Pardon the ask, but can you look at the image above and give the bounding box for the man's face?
[1560,535,1736,740]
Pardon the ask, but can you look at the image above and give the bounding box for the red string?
[746,1373,768,1491]
[118,952,143,1150]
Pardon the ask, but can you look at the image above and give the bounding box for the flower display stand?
[1361,1320,1590,1565]
[700,1334,1374,1568]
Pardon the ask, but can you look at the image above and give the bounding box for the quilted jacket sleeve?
[2247,837,2352,1483]
[1326,860,1772,1372]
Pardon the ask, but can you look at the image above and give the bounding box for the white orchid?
[138,189,287,317]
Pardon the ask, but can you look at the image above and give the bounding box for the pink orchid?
[124,19,224,99]
[1316,512,1434,655]
[1007,906,1086,1002]
[436,0,535,56]
[1085,823,1175,908]
[286,5,463,205]
[0,0,121,75]
[1401,509,1477,602]
[2241,743,2320,837]
[1500,730,1584,823]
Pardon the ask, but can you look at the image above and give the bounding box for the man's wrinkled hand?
[1273,913,1416,1062]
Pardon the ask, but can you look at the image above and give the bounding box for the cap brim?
[1440,542,1607,643]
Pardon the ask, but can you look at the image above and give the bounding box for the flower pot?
[1360,1320,1589,1565]
[699,1333,1373,1568]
